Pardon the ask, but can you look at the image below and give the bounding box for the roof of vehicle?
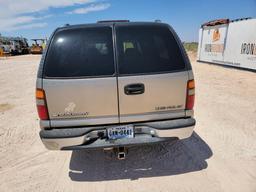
[56,21,170,31]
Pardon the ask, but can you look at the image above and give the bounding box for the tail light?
[36,88,49,120]
[186,80,195,110]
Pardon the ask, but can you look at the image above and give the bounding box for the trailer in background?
[197,18,256,71]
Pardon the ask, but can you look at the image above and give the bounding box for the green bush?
[183,42,198,52]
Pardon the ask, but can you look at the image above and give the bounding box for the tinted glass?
[44,27,114,77]
[116,25,185,75]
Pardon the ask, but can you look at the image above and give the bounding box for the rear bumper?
[40,118,195,150]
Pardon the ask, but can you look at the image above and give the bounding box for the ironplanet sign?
[197,18,256,71]
[205,44,224,53]
[241,43,256,55]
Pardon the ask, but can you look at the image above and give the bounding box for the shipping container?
[197,18,256,71]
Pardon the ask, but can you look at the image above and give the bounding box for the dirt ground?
[0,53,256,192]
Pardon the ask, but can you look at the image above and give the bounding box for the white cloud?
[7,23,48,31]
[1,15,50,32]
[0,0,94,31]
[68,3,111,14]
[0,15,52,32]
[0,0,94,18]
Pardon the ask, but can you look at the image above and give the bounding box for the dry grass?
[0,103,13,112]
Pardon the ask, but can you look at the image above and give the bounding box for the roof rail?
[97,20,130,23]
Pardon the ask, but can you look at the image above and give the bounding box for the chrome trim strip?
[120,109,184,117]
[120,111,185,123]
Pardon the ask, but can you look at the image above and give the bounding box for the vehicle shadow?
[69,132,212,181]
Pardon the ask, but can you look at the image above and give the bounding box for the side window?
[44,27,114,78]
[116,25,185,75]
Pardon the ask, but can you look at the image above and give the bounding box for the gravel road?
[0,54,255,192]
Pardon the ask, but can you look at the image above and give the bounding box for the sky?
[0,0,255,43]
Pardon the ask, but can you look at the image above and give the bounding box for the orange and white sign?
[197,18,256,71]
[212,29,220,42]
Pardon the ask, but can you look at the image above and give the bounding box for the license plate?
[107,125,134,140]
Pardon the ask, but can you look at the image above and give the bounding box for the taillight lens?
[186,80,195,110]
[37,105,49,120]
[36,89,49,120]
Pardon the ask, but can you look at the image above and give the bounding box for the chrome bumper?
[40,118,195,150]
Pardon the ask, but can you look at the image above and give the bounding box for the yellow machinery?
[0,48,3,56]
[30,39,46,54]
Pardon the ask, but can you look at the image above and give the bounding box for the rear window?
[116,25,185,75]
[44,27,114,78]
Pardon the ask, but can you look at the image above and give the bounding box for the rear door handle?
[124,83,145,95]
